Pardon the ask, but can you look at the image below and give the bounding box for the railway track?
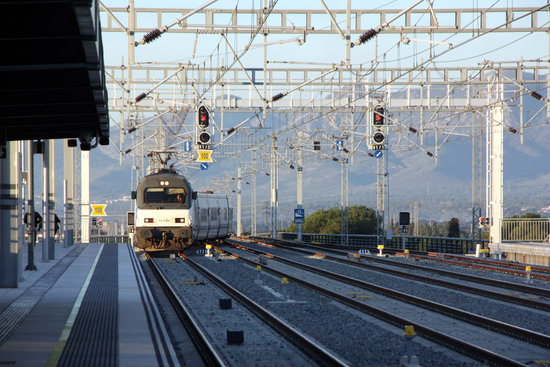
[252,237,550,300]
[144,253,225,367]
[219,238,550,366]
[259,237,550,281]
[176,252,350,367]
[146,251,348,366]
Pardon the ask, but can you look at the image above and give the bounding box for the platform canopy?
[0,0,109,149]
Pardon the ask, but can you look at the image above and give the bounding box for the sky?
[94,0,550,222]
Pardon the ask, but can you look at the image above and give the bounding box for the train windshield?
[144,187,186,204]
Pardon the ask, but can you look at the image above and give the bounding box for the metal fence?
[502,218,550,242]
[89,235,130,244]
[280,232,488,254]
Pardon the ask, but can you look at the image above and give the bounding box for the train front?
[133,171,193,252]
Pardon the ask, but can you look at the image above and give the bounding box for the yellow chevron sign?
[196,149,213,163]
[91,204,107,216]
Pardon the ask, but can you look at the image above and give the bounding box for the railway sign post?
[196,149,213,163]
[399,211,410,251]
[200,162,209,171]
[294,208,305,224]
[374,150,383,159]
[90,204,107,216]
[184,141,192,152]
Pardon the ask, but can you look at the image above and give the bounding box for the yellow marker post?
[401,325,419,366]
[281,277,289,299]
[377,245,384,257]
[255,265,262,284]
[205,244,212,257]
[404,249,409,259]
[404,325,416,337]
[526,265,532,283]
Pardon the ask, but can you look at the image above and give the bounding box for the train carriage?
[129,169,232,252]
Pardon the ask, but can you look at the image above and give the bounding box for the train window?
[211,208,218,221]
[200,208,208,221]
[144,188,164,203]
[168,188,186,204]
[144,187,186,204]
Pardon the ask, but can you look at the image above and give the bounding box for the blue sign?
[200,162,209,171]
[336,140,344,151]
[294,208,305,224]
[374,150,383,159]
[184,141,192,152]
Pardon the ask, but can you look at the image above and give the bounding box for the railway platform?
[489,241,550,266]
[0,242,179,367]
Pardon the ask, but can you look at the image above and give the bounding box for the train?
[128,168,233,252]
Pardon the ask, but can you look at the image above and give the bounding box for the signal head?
[373,131,385,144]
[198,105,209,129]
[198,132,211,144]
[374,105,385,125]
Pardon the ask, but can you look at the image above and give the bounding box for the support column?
[251,150,257,236]
[487,80,504,249]
[42,140,55,259]
[64,141,75,247]
[1,141,20,287]
[297,131,303,241]
[81,150,90,243]
[237,167,242,236]
[25,141,37,271]
[376,151,385,244]
[270,136,278,239]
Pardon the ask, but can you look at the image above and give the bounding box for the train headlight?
[175,218,185,223]
[144,218,154,223]
[160,180,170,186]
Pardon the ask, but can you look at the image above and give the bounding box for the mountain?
[38,81,550,230]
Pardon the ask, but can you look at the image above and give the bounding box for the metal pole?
[63,140,75,247]
[252,150,257,236]
[47,140,55,258]
[345,0,351,66]
[297,131,303,241]
[42,140,50,261]
[237,167,242,236]
[17,142,24,281]
[25,141,37,270]
[271,135,278,239]
[81,150,90,243]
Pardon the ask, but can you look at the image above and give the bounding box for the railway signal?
[372,105,386,146]
[197,105,211,145]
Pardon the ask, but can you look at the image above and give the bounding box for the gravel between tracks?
[154,257,316,367]
[189,251,484,367]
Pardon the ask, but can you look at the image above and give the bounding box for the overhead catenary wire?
[136,0,218,46]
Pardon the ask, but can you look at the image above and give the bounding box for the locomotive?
[128,169,232,252]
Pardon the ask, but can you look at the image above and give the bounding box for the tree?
[447,218,460,238]
[285,205,378,234]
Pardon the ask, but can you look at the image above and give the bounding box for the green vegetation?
[447,218,460,238]
[286,205,378,235]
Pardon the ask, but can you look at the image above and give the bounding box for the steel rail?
[259,237,550,297]
[441,254,550,276]
[145,253,227,367]
[227,241,550,349]
[220,244,528,367]
[241,238,550,312]
[178,253,351,367]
